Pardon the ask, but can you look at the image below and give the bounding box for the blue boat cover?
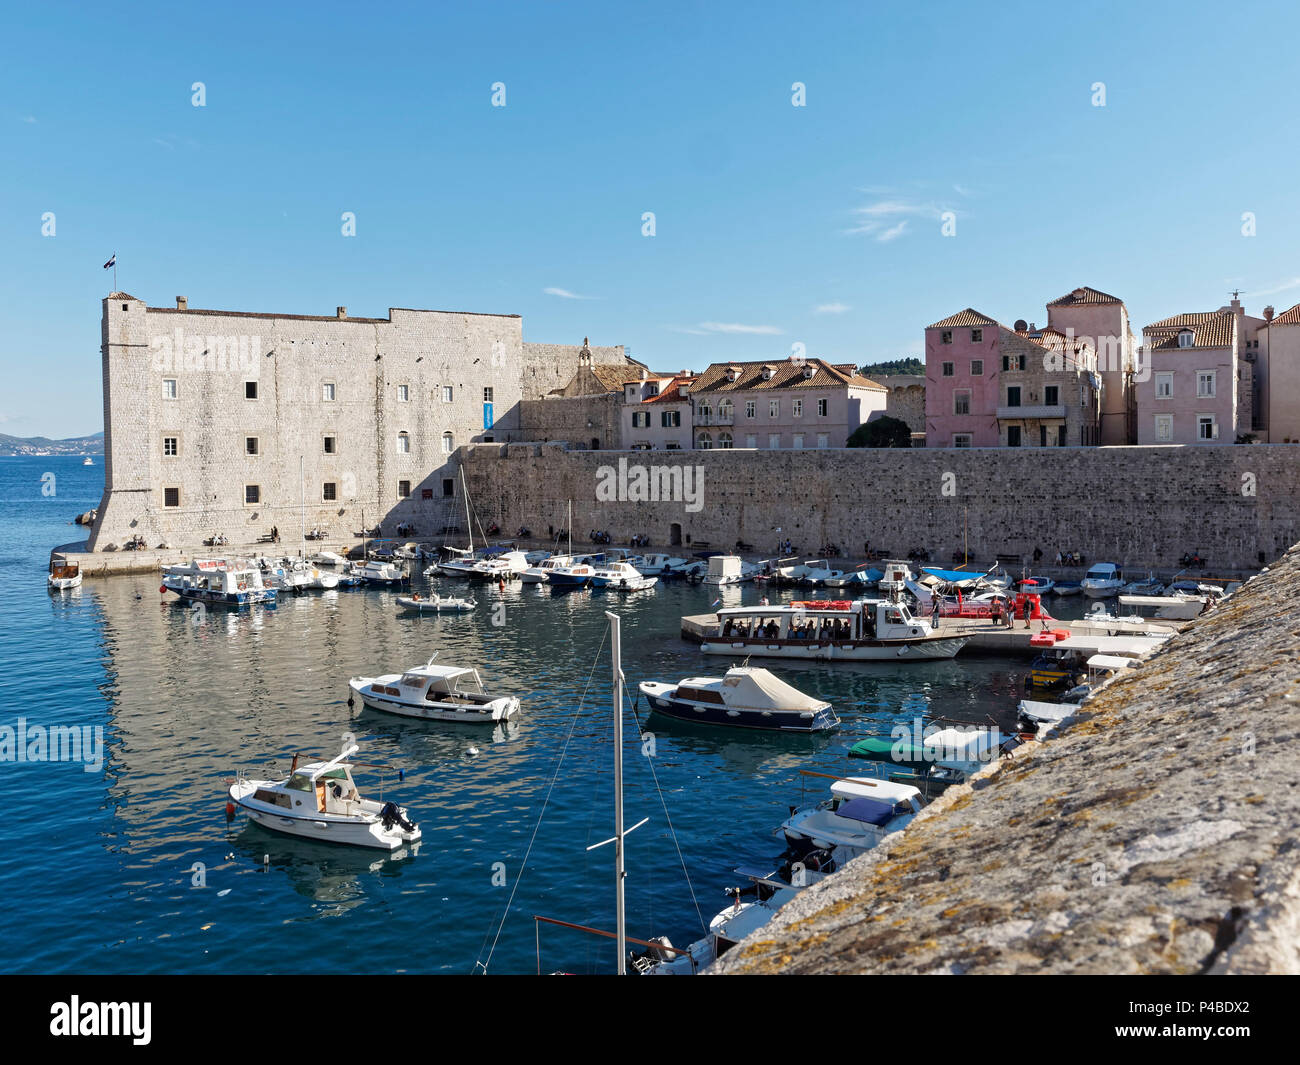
[835,797,897,826]
[922,567,986,584]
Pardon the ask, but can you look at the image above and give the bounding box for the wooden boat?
[48,559,82,590]
[639,666,837,732]
[227,747,420,851]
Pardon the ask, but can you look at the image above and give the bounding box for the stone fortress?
[90,294,638,549]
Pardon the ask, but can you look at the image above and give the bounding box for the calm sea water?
[2,455,1037,975]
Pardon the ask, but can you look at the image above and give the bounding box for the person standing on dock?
[931,598,940,630]
[1022,597,1033,629]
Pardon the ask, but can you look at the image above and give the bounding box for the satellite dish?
[1014,319,1028,332]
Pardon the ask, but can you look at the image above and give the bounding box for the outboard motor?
[379,801,415,832]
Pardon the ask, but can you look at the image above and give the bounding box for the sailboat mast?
[568,499,572,557]
[607,610,627,974]
[461,465,473,552]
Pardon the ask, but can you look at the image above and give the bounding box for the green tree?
[857,357,923,377]
[848,416,912,448]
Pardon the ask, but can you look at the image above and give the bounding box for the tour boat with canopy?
[48,559,82,590]
[349,655,519,723]
[639,666,837,732]
[701,598,969,661]
[227,746,421,851]
[161,558,276,606]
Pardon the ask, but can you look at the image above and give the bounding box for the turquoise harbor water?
[4,455,1039,975]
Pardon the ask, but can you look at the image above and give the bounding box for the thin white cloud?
[815,302,851,315]
[697,321,783,335]
[666,326,710,336]
[1250,277,1300,299]
[21,116,37,124]
[953,183,972,197]
[845,196,950,239]
[543,287,598,300]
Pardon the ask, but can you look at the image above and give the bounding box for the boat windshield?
[286,773,313,792]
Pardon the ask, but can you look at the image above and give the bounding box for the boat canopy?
[1087,654,1136,671]
[1086,563,1119,578]
[1018,699,1076,724]
[830,777,921,804]
[921,567,986,586]
[709,667,827,710]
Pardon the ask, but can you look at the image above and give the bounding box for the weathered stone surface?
[462,444,1300,571]
[709,548,1300,974]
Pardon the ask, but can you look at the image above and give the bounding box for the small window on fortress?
[397,432,411,454]
[324,436,336,455]
[397,384,409,402]
[322,382,336,401]
[441,432,453,454]
[483,387,494,403]
[442,386,454,403]
[245,485,261,505]
[245,381,258,400]
[323,482,337,502]
[164,487,180,508]
[246,437,258,456]
[163,379,178,399]
[442,479,454,497]
[398,480,411,499]
[163,436,178,457]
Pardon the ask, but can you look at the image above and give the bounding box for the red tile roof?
[1264,303,1300,326]
[1143,310,1236,350]
[927,308,998,329]
[1046,286,1124,307]
[688,358,885,394]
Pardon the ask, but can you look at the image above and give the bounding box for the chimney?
[176,296,187,310]
[337,306,347,319]
[1264,305,1276,321]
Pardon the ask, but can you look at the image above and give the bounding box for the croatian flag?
[102,254,115,269]
[711,598,722,608]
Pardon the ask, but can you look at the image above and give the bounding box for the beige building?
[1256,303,1300,442]
[1044,286,1136,445]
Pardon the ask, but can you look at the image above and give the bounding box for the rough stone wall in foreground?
[462,444,1300,571]
[709,543,1300,974]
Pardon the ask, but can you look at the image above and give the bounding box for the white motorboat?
[1017,576,1055,595]
[521,554,574,583]
[349,657,519,723]
[470,548,530,581]
[639,666,837,732]
[590,561,658,591]
[703,555,756,586]
[780,777,923,861]
[635,553,691,576]
[309,550,346,567]
[1118,593,1211,620]
[162,558,276,605]
[702,598,969,661]
[524,550,550,565]
[227,746,420,851]
[802,562,846,586]
[83,456,93,466]
[545,556,602,586]
[358,560,408,585]
[396,592,476,613]
[1073,601,1174,636]
[1081,562,1124,597]
[775,558,825,583]
[48,559,82,590]
[876,560,914,594]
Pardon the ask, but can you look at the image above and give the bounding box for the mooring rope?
[473,625,610,975]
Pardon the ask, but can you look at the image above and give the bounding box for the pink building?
[1137,300,1254,445]
[924,310,1100,448]
[623,373,693,450]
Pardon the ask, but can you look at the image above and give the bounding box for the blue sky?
[3,0,1298,437]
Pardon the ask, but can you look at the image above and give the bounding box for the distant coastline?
[0,431,103,457]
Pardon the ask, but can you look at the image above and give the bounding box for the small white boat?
[227,747,420,851]
[48,559,83,590]
[635,553,690,576]
[83,456,93,466]
[309,551,346,567]
[876,560,914,594]
[802,562,846,587]
[780,777,923,861]
[703,555,751,586]
[590,561,658,591]
[349,657,519,723]
[1073,602,1173,636]
[1017,576,1055,595]
[358,560,408,585]
[1081,562,1124,598]
[521,554,574,583]
[162,558,276,605]
[545,557,601,586]
[396,593,476,613]
[639,666,837,732]
[1120,575,1164,596]
[470,549,530,581]
[1118,593,1210,620]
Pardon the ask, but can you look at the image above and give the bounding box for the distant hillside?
[858,357,924,377]
[0,430,103,457]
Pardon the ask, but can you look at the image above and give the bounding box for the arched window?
[697,403,712,425]
[441,432,454,454]
[719,431,733,449]
[396,431,410,454]
[718,400,734,422]
[697,431,713,450]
